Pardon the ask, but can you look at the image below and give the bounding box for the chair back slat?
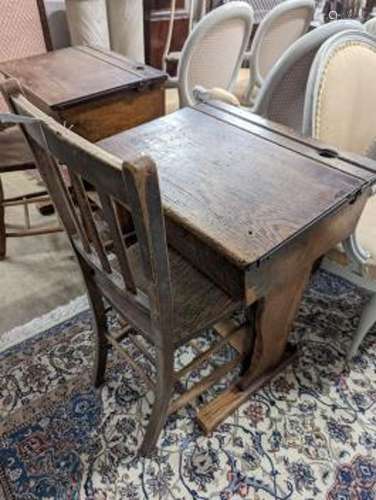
[122,160,173,329]
[69,171,112,273]
[25,133,87,244]
[2,81,173,335]
[98,190,137,293]
[13,112,93,254]
[65,171,92,253]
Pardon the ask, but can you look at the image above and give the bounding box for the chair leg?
[348,293,376,359]
[77,253,109,387]
[139,347,174,457]
[88,278,109,388]
[0,177,6,260]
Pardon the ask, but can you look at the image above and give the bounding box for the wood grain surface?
[0,46,167,110]
[99,104,371,269]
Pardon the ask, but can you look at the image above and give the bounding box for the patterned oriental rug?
[0,270,375,500]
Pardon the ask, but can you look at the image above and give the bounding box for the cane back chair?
[170,1,254,108]
[2,80,249,455]
[0,0,60,260]
[243,0,315,105]
[194,21,363,119]
[163,0,208,71]
[302,30,376,358]
[254,20,364,131]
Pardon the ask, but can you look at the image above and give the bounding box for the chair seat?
[0,126,35,172]
[113,243,240,346]
[326,195,376,278]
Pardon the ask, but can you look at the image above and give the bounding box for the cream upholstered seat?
[169,1,254,108]
[302,30,376,358]
[243,0,315,105]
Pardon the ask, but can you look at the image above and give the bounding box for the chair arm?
[193,86,241,107]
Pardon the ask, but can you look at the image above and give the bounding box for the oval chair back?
[254,20,364,132]
[245,0,315,104]
[177,1,254,107]
[303,29,376,154]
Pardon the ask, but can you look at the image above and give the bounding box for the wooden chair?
[0,0,60,260]
[2,80,250,456]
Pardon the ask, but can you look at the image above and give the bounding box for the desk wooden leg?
[239,267,311,388]
[197,194,368,433]
[196,270,309,433]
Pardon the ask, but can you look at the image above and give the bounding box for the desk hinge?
[348,187,366,205]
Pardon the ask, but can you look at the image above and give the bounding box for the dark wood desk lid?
[99,102,376,269]
[0,46,167,110]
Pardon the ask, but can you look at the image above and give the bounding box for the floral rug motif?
[0,270,375,499]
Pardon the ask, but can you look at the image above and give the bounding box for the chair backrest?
[190,0,208,31]
[246,0,314,102]
[253,20,364,132]
[303,30,376,156]
[0,0,51,112]
[177,1,254,107]
[365,17,376,37]
[1,81,173,338]
[162,0,207,71]
[247,0,287,23]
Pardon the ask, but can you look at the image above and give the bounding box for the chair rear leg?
[139,347,174,456]
[88,277,109,387]
[77,253,109,387]
[0,177,6,260]
[348,293,376,359]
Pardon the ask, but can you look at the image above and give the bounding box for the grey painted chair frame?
[303,30,376,358]
[244,0,315,105]
[162,0,208,71]
[254,20,365,131]
[365,16,376,36]
[170,1,254,108]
